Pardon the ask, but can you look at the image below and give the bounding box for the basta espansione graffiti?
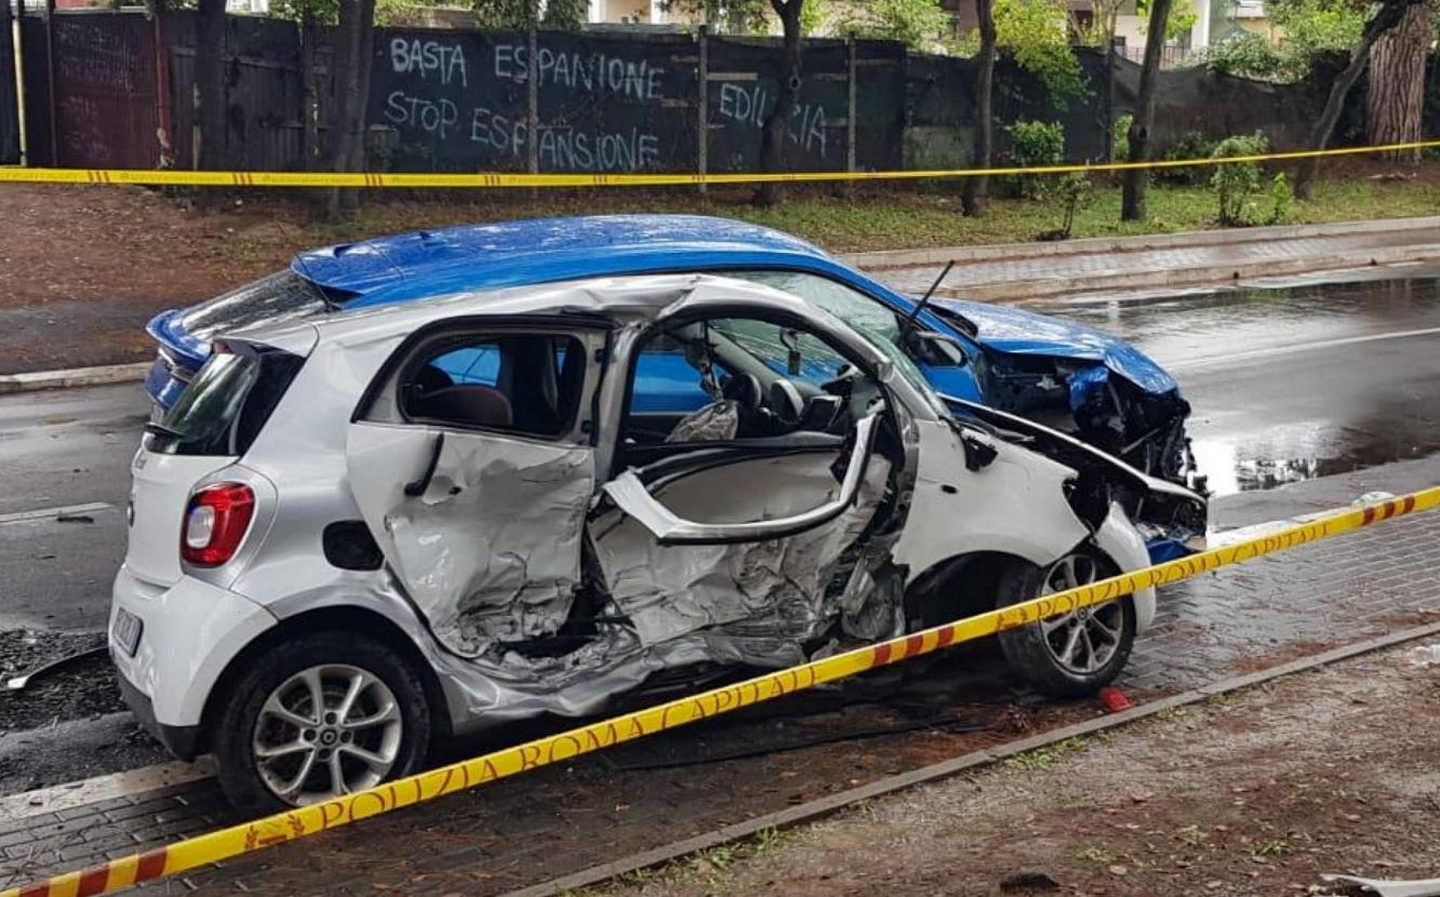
[369,30,842,175]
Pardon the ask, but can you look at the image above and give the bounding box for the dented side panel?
[346,423,594,657]
[893,419,1091,582]
[592,452,894,653]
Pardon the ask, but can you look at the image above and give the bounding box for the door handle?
[403,432,446,497]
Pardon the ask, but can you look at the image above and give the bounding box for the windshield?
[723,270,952,419]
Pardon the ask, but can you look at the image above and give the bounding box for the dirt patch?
[602,643,1440,897]
[0,629,125,732]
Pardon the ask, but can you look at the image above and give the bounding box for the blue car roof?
[292,214,837,308]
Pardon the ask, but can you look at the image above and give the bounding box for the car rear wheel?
[212,632,432,812]
[995,553,1135,698]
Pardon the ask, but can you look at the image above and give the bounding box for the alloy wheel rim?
[252,664,402,806]
[1036,555,1124,675]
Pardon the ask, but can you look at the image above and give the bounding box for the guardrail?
[2,139,1438,189]
[4,486,1438,897]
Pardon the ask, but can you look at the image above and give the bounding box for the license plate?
[112,608,143,657]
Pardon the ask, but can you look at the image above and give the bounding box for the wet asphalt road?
[2,264,1438,636]
[1034,265,1440,494]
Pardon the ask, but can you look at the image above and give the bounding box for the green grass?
[1003,735,1091,772]
[279,164,1440,257]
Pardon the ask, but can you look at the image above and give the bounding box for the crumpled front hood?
[936,298,1179,395]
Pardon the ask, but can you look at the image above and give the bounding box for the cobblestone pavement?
[3,508,1439,896]
[874,228,1440,299]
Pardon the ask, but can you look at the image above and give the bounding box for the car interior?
[616,315,884,474]
[401,333,586,438]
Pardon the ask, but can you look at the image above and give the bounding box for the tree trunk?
[325,0,376,220]
[962,0,995,217]
[1296,0,1422,199]
[754,0,803,208]
[1366,1,1427,163]
[299,10,320,171]
[194,0,226,171]
[1120,0,1172,221]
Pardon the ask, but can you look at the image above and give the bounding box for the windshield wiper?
[899,260,955,342]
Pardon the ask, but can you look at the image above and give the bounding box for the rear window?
[178,270,334,338]
[149,347,305,456]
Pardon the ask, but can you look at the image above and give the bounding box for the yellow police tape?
[2,138,1438,190]
[5,486,1439,897]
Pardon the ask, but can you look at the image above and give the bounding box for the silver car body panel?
[135,274,1168,734]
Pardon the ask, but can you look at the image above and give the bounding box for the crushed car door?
[346,327,605,658]
[589,314,903,663]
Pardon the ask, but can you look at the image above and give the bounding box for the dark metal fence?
[0,0,19,164]
[9,10,1375,175]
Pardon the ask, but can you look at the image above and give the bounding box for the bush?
[1268,172,1294,225]
[1038,171,1094,241]
[1204,32,1291,81]
[1112,113,1132,161]
[1209,133,1268,226]
[1003,119,1066,199]
[1156,131,1218,185]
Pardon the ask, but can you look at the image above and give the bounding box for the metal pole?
[3,0,23,164]
[43,0,55,164]
[845,33,856,196]
[526,20,538,180]
[697,23,707,195]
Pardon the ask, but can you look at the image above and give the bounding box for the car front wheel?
[211,631,432,812]
[995,553,1135,698]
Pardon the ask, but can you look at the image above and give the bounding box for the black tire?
[211,631,432,813]
[994,554,1135,699]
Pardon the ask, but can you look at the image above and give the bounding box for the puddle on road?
[1036,270,1440,495]
[1192,435,1440,495]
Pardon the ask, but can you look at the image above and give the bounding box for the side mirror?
[909,330,968,368]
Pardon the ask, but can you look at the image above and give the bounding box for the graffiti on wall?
[369,30,846,174]
[373,33,676,173]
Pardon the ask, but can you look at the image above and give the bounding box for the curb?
[947,242,1440,302]
[839,215,1440,269]
[502,619,1440,897]
[0,361,151,396]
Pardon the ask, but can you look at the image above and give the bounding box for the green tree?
[1071,0,1196,47]
[1295,0,1425,197]
[1120,0,1174,220]
[963,0,996,216]
[327,0,378,219]
[470,0,588,29]
[663,0,771,33]
[1205,0,1365,81]
[991,0,1087,105]
[1138,0,1197,40]
[669,0,808,204]
[837,0,953,51]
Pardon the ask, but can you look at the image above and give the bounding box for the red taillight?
[181,483,255,567]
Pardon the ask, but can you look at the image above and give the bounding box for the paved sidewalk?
[2,507,1439,896]
[868,224,1440,301]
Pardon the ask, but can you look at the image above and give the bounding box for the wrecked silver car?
[112,273,1206,810]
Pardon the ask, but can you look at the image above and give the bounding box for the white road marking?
[0,757,215,822]
[0,501,116,526]
[1166,325,1440,372]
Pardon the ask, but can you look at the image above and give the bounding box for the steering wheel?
[769,378,805,425]
[721,372,765,410]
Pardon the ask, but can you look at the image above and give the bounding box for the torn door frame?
[224,274,1188,738]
